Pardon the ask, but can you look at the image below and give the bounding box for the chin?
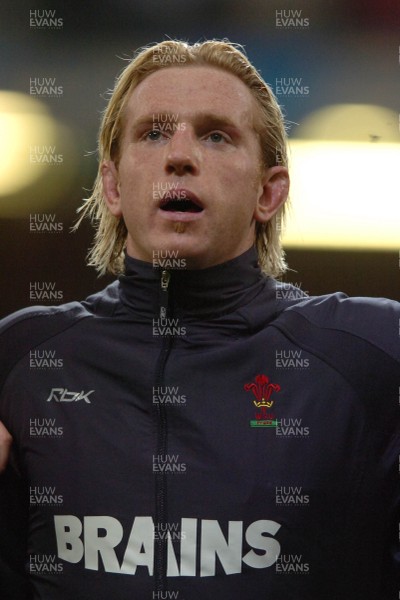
[154,234,206,256]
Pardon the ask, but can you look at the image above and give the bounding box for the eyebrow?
[191,112,239,130]
[130,112,242,135]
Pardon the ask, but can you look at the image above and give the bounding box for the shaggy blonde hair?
[76,39,289,276]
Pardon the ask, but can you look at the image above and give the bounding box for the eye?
[145,129,164,141]
[206,131,227,143]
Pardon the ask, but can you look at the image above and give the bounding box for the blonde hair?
[76,39,289,276]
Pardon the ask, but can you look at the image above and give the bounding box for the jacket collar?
[118,246,266,320]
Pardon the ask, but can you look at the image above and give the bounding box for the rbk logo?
[46,388,94,404]
[244,374,280,428]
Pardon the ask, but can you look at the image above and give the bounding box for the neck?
[118,246,266,319]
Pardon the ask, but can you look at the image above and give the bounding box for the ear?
[101,160,122,217]
[254,166,289,223]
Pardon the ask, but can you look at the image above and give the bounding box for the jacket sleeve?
[380,425,400,598]
[0,459,31,599]
[0,304,89,599]
[0,311,36,599]
[276,294,400,597]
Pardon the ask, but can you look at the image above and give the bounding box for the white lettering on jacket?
[54,516,281,577]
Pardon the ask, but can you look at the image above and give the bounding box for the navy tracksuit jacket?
[0,247,399,599]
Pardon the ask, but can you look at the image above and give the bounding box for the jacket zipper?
[154,269,172,594]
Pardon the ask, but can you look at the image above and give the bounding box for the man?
[0,40,399,599]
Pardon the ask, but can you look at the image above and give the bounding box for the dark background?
[0,0,399,317]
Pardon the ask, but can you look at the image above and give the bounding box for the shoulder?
[0,280,120,336]
[269,291,400,413]
[283,292,400,361]
[288,291,400,320]
[0,281,120,392]
[272,292,400,410]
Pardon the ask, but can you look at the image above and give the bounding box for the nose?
[164,129,199,176]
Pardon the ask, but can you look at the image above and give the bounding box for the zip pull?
[160,270,170,291]
[159,270,171,319]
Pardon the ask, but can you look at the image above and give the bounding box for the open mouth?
[159,190,204,213]
[160,199,203,213]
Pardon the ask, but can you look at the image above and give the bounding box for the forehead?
[124,65,257,126]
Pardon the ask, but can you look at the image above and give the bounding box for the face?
[102,65,289,269]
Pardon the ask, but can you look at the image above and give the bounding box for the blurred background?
[0,0,399,316]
